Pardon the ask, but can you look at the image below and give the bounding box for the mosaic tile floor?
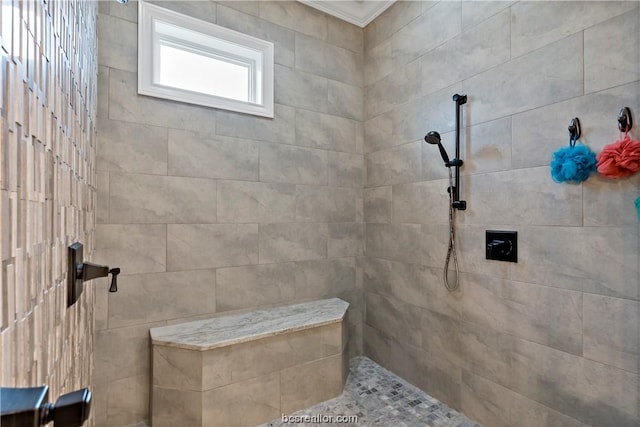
[262,356,481,427]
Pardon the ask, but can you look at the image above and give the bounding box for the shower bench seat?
[149,298,349,427]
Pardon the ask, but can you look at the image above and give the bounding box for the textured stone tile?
[364,186,392,223]
[280,354,344,414]
[203,372,280,426]
[168,129,259,181]
[364,40,392,87]
[392,180,450,225]
[217,180,296,224]
[583,174,640,227]
[259,1,327,40]
[366,141,421,187]
[461,117,512,175]
[509,338,640,427]
[511,225,639,300]
[328,223,363,258]
[167,224,258,271]
[98,65,109,120]
[216,4,295,67]
[463,33,584,125]
[215,263,297,311]
[328,151,364,188]
[260,143,327,185]
[462,272,583,355]
[583,294,640,373]
[585,8,640,93]
[109,69,216,134]
[274,65,328,113]
[109,173,217,224]
[295,109,357,153]
[108,270,216,328]
[461,167,583,226]
[216,104,295,145]
[98,14,136,72]
[327,15,362,53]
[295,185,357,223]
[94,224,166,274]
[97,119,168,175]
[364,110,393,154]
[328,80,364,121]
[511,1,636,59]
[391,1,461,67]
[365,223,424,264]
[295,33,362,87]
[459,321,515,387]
[421,10,510,97]
[259,223,327,263]
[295,258,356,300]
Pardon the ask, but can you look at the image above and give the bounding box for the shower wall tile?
[328,151,365,188]
[216,5,295,67]
[108,270,216,328]
[583,174,640,227]
[295,258,356,300]
[167,224,259,271]
[295,34,362,87]
[98,14,137,72]
[462,33,583,125]
[295,185,357,223]
[364,40,393,87]
[511,1,637,59]
[106,374,150,427]
[366,58,421,120]
[460,117,512,175]
[217,180,296,224]
[259,1,327,40]
[295,110,357,153]
[461,1,514,30]
[259,223,328,263]
[275,65,329,113]
[392,180,451,225]
[216,263,297,311]
[260,143,328,185]
[461,273,583,355]
[364,187,392,223]
[328,223,364,258]
[97,120,168,175]
[511,226,639,300]
[421,10,510,97]
[461,167,583,226]
[365,293,424,352]
[94,224,167,274]
[364,0,422,51]
[109,174,217,224]
[97,172,110,224]
[168,130,259,181]
[364,111,393,154]
[327,15,363,53]
[148,0,217,23]
[365,223,424,264]
[328,80,364,121]
[109,69,216,134]
[584,8,640,94]
[366,142,422,187]
[583,294,640,373]
[215,104,296,145]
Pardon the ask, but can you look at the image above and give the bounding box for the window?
[138,1,274,117]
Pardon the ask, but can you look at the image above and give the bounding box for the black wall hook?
[618,107,633,132]
[568,117,581,142]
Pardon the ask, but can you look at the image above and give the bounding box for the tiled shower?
[1,1,639,427]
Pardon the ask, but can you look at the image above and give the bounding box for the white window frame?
[138,1,274,118]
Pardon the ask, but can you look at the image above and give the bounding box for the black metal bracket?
[618,107,633,132]
[568,117,581,144]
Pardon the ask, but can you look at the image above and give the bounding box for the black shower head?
[424,131,450,165]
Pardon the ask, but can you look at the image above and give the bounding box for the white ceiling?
[297,0,396,28]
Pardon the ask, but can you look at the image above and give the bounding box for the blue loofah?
[635,196,640,219]
[550,143,597,183]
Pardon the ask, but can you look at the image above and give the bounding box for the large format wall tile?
[296,109,357,153]
[260,143,328,185]
[295,185,357,223]
[363,187,392,223]
[109,174,217,223]
[295,34,362,87]
[366,142,422,187]
[98,14,137,72]
[275,65,329,112]
[217,180,296,223]
[259,1,327,40]
[167,224,259,271]
[215,104,296,145]
[295,258,356,300]
[168,129,259,181]
[259,223,328,263]
[94,224,167,274]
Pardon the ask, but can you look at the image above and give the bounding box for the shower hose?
[444,167,460,292]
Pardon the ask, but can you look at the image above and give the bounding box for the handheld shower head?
[424,131,451,165]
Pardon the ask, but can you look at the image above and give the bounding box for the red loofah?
[596,133,640,178]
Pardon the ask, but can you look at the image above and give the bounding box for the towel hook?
[618,107,633,133]
[568,117,580,146]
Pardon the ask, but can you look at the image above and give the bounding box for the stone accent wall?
[0,0,98,421]
[363,2,639,427]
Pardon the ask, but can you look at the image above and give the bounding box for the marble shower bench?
[149,298,349,427]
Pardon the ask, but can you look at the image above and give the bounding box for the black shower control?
[486,230,517,263]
